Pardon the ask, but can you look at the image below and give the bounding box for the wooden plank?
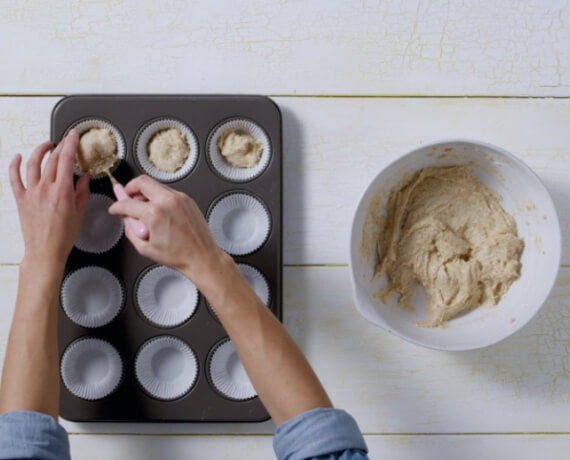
[0,0,569,96]
[65,434,570,460]
[0,266,568,434]
[1,97,569,266]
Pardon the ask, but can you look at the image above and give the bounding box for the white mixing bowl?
[349,139,561,351]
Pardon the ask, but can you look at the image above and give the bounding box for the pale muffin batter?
[375,165,524,327]
[148,128,189,173]
[77,128,118,176]
[217,130,262,168]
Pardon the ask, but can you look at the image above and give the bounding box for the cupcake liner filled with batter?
[135,118,199,182]
[208,339,256,401]
[207,193,271,256]
[135,336,198,401]
[74,193,123,254]
[136,265,199,328]
[208,263,270,320]
[61,338,123,400]
[61,266,124,328]
[207,118,271,182]
[65,118,126,179]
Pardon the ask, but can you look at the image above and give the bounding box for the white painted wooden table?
[1,1,569,459]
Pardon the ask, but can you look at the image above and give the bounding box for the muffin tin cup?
[208,118,272,182]
[61,338,123,401]
[61,266,124,329]
[136,265,199,328]
[65,118,126,179]
[135,336,198,401]
[209,339,257,401]
[135,118,199,182]
[208,192,271,256]
[74,193,124,254]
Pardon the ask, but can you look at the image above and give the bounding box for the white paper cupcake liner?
[136,265,199,327]
[61,266,124,328]
[65,118,126,179]
[61,338,123,400]
[135,118,199,182]
[209,339,256,401]
[75,193,124,254]
[208,118,272,182]
[208,193,271,256]
[135,336,198,400]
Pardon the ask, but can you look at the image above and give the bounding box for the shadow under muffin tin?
[52,95,282,422]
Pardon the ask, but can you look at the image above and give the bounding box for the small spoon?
[104,170,150,240]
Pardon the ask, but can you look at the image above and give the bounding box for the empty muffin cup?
[209,339,256,401]
[208,263,270,320]
[136,265,199,328]
[208,193,271,256]
[75,193,123,254]
[61,266,124,328]
[65,118,126,179]
[208,118,272,182]
[135,118,199,182]
[135,336,198,401]
[61,338,123,400]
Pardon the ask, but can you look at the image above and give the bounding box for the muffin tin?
[52,95,282,422]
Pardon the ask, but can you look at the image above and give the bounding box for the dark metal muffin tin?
[51,95,282,422]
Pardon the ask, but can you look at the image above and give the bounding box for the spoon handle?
[112,183,150,240]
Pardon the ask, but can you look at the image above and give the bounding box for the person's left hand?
[9,129,90,272]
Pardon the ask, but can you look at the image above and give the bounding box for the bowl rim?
[348,137,562,351]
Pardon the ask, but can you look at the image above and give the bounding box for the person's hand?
[108,175,227,287]
[9,129,90,273]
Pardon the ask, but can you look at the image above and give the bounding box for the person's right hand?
[108,175,227,287]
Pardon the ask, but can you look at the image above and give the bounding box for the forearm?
[192,253,332,426]
[0,259,63,420]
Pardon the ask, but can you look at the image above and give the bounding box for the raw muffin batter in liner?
[148,128,189,173]
[135,118,199,182]
[217,129,263,168]
[76,128,118,176]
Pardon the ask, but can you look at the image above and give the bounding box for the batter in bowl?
[375,165,524,327]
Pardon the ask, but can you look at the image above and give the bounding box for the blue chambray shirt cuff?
[273,407,368,460]
[0,410,71,460]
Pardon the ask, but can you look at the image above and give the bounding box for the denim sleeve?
[0,411,70,460]
[273,408,368,460]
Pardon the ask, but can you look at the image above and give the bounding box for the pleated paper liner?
[61,266,124,328]
[136,265,199,328]
[207,118,271,182]
[74,193,123,254]
[208,339,256,401]
[65,118,126,179]
[207,192,271,256]
[61,338,123,400]
[134,118,199,182]
[135,336,198,401]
